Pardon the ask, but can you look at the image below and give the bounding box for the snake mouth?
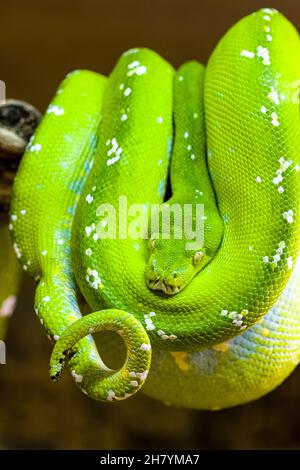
[147,278,181,295]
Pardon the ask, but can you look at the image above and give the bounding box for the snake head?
[145,237,209,295]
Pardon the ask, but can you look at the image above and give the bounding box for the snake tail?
[50,309,151,400]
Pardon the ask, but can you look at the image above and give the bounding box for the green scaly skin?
[146,61,224,295]
[11,70,151,400]
[10,9,300,408]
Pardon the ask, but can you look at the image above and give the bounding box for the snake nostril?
[146,273,160,286]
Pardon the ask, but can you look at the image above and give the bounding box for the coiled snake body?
[10,9,300,409]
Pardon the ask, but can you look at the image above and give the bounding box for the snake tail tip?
[49,349,69,382]
[49,368,62,382]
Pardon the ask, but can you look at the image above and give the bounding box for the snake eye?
[148,238,156,251]
[193,251,204,265]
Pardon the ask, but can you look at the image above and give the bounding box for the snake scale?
[9,9,300,409]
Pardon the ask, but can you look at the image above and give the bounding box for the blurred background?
[1,0,300,450]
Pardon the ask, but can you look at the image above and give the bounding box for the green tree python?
[9,9,300,409]
[0,100,40,340]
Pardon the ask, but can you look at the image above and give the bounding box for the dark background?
[1,0,300,450]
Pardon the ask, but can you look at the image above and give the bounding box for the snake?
[9,8,300,409]
[0,100,40,340]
